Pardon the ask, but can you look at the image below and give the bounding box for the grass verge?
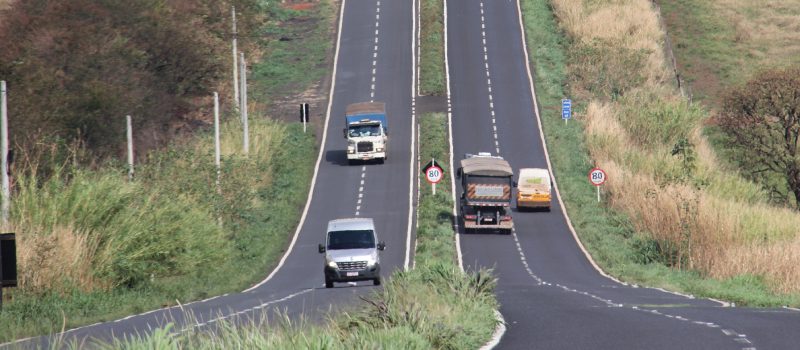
[0,2,329,342]
[520,0,800,306]
[87,115,498,349]
[419,0,446,96]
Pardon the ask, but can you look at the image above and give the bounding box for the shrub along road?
[5,0,418,347]
[447,0,800,348]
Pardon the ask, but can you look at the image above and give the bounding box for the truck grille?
[338,261,367,271]
[357,141,373,152]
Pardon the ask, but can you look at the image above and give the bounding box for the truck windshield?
[327,230,375,250]
[348,124,381,137]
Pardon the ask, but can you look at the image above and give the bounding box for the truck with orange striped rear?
[456,152,515,233]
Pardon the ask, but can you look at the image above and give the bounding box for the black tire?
[325,280,334,288]
[377,157,385,164]
[347,159,356,166]
[373,277,381,286]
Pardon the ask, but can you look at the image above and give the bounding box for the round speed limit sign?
[588,167,606,186]
[425,166,444,184]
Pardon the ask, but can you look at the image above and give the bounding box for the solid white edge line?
[457,2,505,347]
[511,0,730,308]
[479,310,508,350]
[405,0,417,271]
[444,0,463,274]
[244,0,347,293]
[513,0,618,285]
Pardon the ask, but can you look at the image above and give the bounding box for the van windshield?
[327,230,375,250]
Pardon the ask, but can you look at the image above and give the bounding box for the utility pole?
[231,6,239,106]
[239,52,249,156]
[126,115,134,181]
[1,81,9,225]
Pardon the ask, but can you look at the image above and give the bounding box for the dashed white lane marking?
[477,1,501,155]
[358,0,383,216]
[465,1,755,348]
[511,226,754,347]
[182,288,314,331]
[355,165,367,216]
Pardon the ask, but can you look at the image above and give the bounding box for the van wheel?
[325,280,334,288]
[373,277,381,286]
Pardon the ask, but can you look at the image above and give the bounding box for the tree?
[718,66,800,208]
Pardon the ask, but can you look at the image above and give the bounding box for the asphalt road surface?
[5,0,417,347]
[445,0,800,349]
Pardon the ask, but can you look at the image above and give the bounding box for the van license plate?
[346,272,359,277]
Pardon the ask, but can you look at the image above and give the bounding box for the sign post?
[423,159,444,195]
[561,98,572,125]
[588,167,607,203]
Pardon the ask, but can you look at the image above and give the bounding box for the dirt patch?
[284,3,317,11]
[416,95,447,114]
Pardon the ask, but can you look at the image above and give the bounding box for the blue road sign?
[561,99,572,120]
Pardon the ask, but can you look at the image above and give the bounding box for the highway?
[6,0,417,347]
[445,0,800,349]
[8,0,800,349]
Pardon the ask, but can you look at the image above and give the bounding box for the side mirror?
[318,244,325,253]
[456,168,462,179]
[513,181,518,188]
[377,242,386,251]
[343,128,348,138]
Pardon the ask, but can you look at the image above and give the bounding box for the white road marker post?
[231,6,239,107]
[214,92,221,184]
[126,115,134,181]
[1,81,9,225]
[214,92,222,227]
[240,52,249,156]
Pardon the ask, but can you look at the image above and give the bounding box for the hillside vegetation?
[0,0,266,157]
[538,0,800,302]
[658,0,800,107]
[0,0,329,341]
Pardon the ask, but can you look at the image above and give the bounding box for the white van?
[318,218,385,288]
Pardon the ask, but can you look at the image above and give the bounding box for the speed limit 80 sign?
[588,167,606,186]
[425,165,444,184]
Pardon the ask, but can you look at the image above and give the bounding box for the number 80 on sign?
[588,167,606,186]
[426,166,443,184]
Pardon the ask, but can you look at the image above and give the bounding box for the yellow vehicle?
[516,168,551,211]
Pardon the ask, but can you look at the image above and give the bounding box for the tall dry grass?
[553,0,800,294]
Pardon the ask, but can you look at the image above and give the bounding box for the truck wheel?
[325,279,334,288]
[347,159,356,166]
[373,277,381,286]
[377,157,385,164]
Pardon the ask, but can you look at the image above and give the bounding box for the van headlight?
[327,261,338,268]
[366,257,377,266]
[347,146,355,154]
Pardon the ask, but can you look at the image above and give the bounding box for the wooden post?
[126,115,134,181]
[0,81,8,225]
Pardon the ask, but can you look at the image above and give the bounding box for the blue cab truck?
[343,102,388,164]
